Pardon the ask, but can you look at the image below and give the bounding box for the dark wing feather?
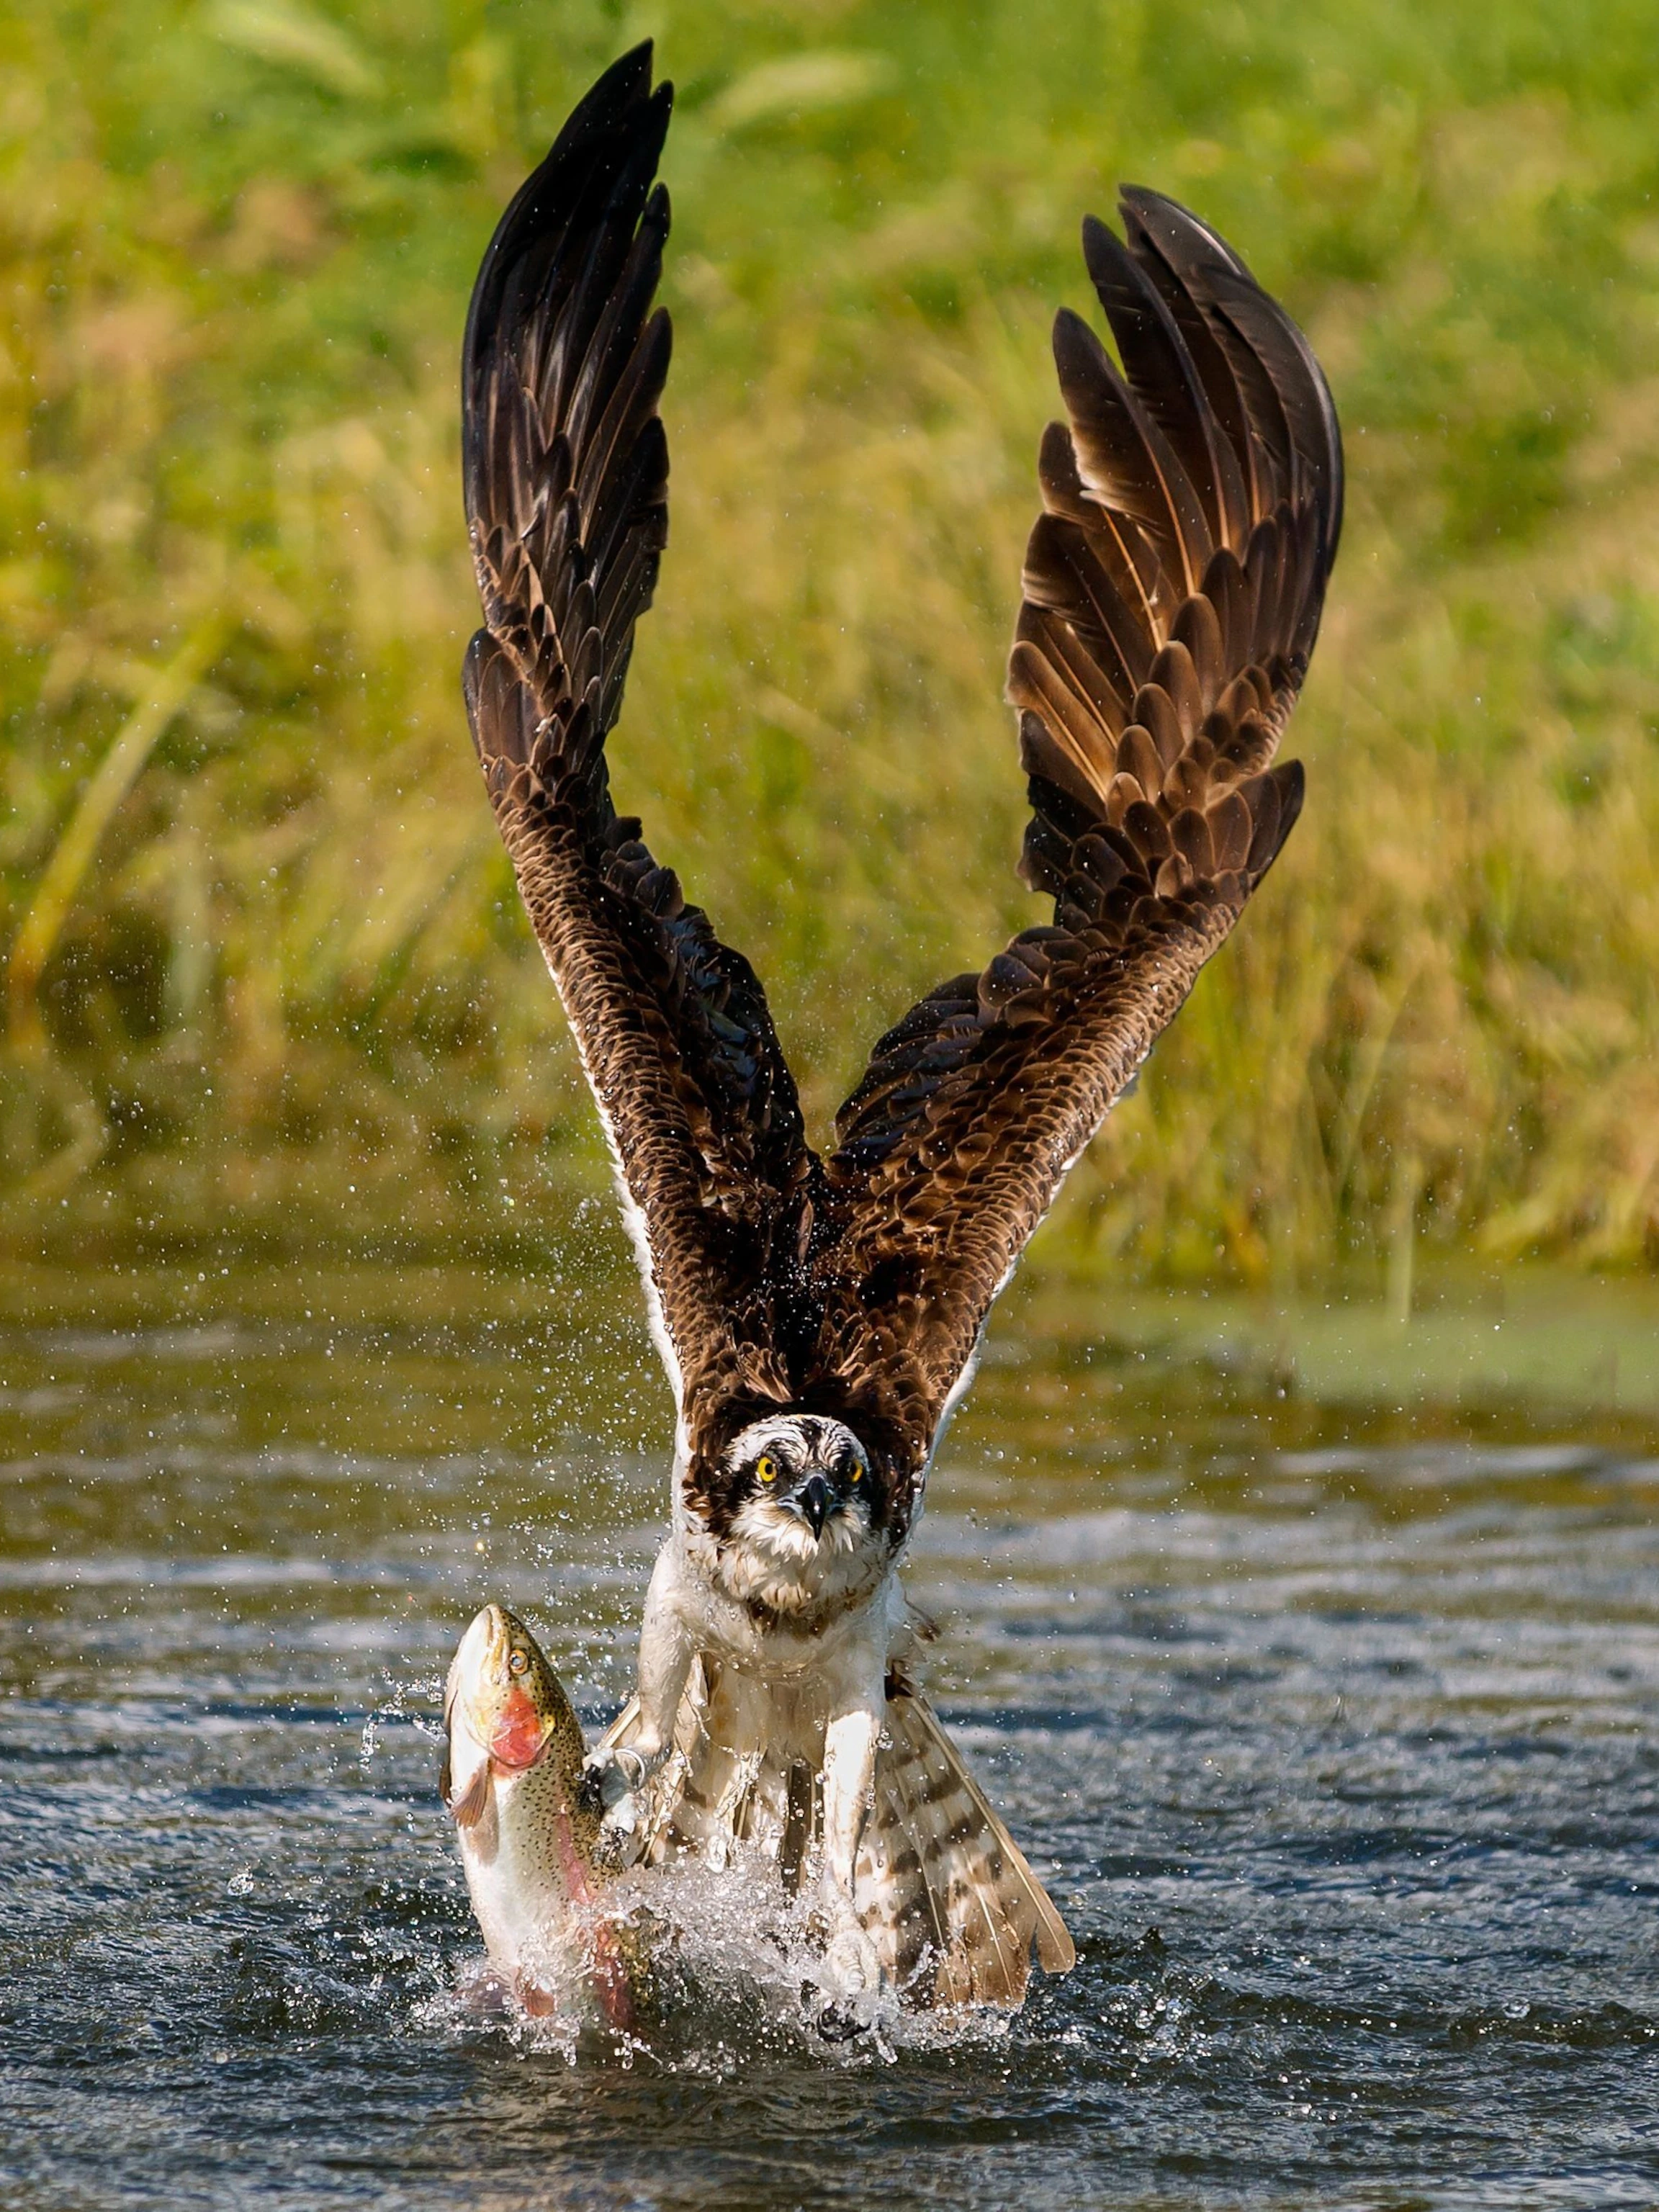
[807,189,1341,1499]
[464,45,816,1429]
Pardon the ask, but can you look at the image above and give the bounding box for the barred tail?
[858,1677,1074,2005]
[599,1659,1075,2009]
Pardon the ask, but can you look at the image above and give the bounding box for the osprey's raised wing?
[809,190,1342,1489]
[463,45,816,1427]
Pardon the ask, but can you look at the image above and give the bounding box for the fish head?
[442,1603,586,1827]
[441,1601,629,2020]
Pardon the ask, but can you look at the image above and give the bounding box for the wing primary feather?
[1051,307,1210,603]
[1115,186,1266,523]
[1082,212,1247,555]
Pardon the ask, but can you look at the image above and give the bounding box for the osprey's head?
[697,1413,889,1621]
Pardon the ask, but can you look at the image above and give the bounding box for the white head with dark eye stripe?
[711,1413,886,1619]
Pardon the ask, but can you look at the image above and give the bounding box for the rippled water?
[4,1253,1659,2208]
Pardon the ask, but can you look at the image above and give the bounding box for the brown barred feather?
[857,1682,1076,2006]
[598,1661,1075,2010]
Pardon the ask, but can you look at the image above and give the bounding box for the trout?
[441,1603,637,2029]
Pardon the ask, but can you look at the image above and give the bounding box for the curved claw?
[809,1994,870,2044]
[808,1876,886,2008]
[582,1743,647,1812]
[580,1743,656,1871]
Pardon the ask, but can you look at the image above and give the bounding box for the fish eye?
[508,1648,529,1676]
[757,1454,778,1485]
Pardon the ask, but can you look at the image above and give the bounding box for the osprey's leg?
[816,1688,885,1997]
[584,1542,693,1850]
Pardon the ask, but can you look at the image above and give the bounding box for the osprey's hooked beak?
[791,1472,832,1541]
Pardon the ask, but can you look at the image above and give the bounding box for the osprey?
[462,45,1341,2008]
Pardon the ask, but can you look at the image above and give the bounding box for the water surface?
[4,1254,1658,2208]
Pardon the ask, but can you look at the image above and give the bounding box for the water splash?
[422,1847,1017,2072]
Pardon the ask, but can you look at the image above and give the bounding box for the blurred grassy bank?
[3,0,1658,1287]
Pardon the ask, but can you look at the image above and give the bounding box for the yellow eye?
[757,1455,778,1484]
[508,1649,529,1676]
[850,1462,863,1484]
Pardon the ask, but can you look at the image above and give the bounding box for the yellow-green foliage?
[3,0,1658,1279]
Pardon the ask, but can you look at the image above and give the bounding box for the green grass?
[4,0,1659,1285]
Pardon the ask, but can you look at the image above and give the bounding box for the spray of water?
[421,1843,1016,2071]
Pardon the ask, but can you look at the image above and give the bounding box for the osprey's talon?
[811,1881,886,2001]
[809,1994,869,2044]
[582,1743,647,1812]
[821,1920,884,2000]
[580,1745,654,1869]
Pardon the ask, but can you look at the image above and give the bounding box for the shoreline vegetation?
[4,0,1658,1288]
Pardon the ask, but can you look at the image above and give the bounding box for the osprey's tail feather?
[860,1676,1076,2004]
[598,1659,1075,2009]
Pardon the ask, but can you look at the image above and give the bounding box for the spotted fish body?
[442,1604,636,2028]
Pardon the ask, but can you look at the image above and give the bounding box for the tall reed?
[4,0,1658,1280]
